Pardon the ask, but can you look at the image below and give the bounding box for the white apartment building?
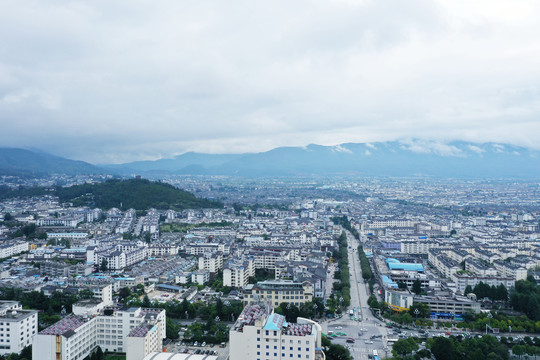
[175,272,192,285]
[369,219,415,229]
[224,258,255,288]
[242,280,313,308]
[148,244,178,257]
[33,306,166,360]
[185,243,228,255]
[192,269,210,285]
[400,240,441,255]
[33,314,98,360]
[47,232,88,240]
[95,307,165,353]
[453,275,515,294]
[198,252,224,273]
[0,301,38,356]
[126,322,163,360]
[229,304,324,360]
[0,241,28,259]
[83,284,113,305]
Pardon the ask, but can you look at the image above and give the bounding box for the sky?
[0,0,539,164]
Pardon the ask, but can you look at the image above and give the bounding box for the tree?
[393,338,419,357]
[431,337,455,360]
[464,285,473,296]
[93,346,104,360]
[496,284,508,301]
[412,279,422,295]
[142,295,151,308]
[166,317,180,339]
[119,287,131,300]
[144,231,152,243]
[3,213,13,221]
[100,258,108,272]
[409,302,430,318]
[78,289,95,300]
[512,344,525,359]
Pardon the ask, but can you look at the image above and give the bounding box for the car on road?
[335,326,343,330]
[364,340,374,344]
[201,342,206,347]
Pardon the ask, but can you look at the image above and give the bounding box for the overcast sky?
[1,0,539,164]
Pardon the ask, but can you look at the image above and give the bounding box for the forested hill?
[0,179,222,210]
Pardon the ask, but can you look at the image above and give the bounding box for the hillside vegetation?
[1,179,222,210]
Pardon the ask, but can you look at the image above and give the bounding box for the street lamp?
[313,304,318,318]
[414,308,420,324]
[486,312,493,334]
[450,312,454,329]
[215,316,220,323]
[185,310,189,320]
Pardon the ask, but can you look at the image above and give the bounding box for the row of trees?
[330,231,351,310]
[510,277,540,321]
[331,216,359,239]
[130,296,246,323]
[428,335,509,360]
[456,312,540,333]
[183,316,230,344]
[464,282,508,302]
[274,298,326,322]
[357,245,373,282]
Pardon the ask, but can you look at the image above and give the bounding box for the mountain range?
[1,141,539,178]
[0,148,103,177]
[107,141,540,178]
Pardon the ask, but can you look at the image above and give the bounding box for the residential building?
[243,280,313,308]
[0,301,38,356]
[229,304,324,360]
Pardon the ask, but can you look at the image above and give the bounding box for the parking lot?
[165,339,230,359]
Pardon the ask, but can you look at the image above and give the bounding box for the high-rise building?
[229,304,324,360]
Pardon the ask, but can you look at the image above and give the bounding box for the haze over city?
[1,0,539,163]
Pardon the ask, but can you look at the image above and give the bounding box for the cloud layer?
[1,0,539,163]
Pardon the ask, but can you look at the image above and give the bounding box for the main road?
[322,231,391,360]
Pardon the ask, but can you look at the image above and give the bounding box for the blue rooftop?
[386,258,424,272]
[264,313,287,331]
[382,275,398,288]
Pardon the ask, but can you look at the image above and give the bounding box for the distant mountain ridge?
[1,141,539,178]
[0,148,103,176]
[110,141,540,178]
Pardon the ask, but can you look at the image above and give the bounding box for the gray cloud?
[0,0,539,163]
